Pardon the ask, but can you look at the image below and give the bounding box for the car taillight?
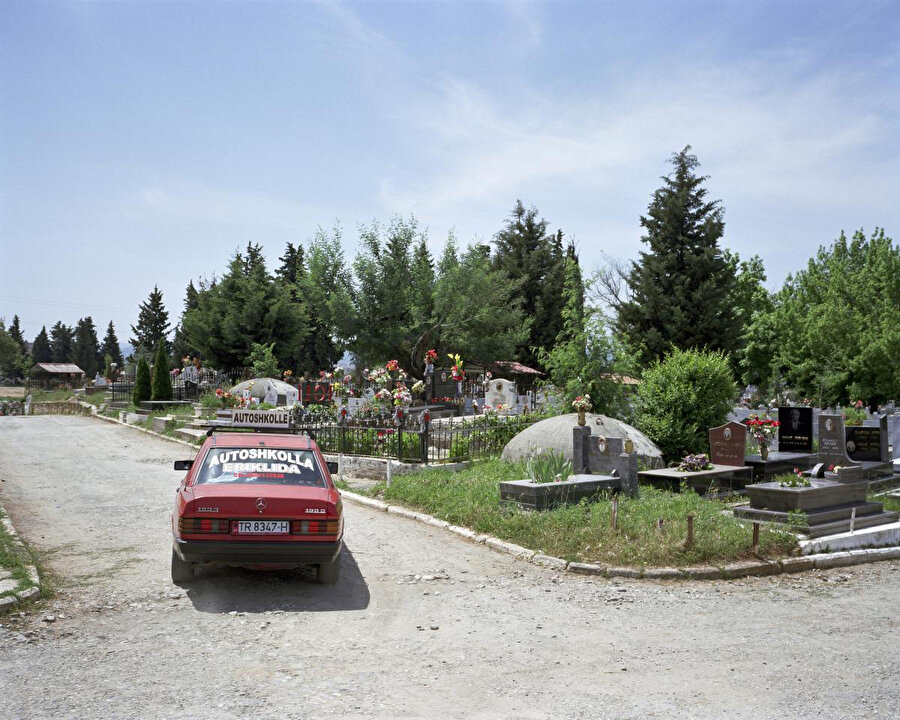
[291,519,340,535]
[179,517,230,534]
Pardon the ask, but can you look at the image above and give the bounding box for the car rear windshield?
[195,447,326,487]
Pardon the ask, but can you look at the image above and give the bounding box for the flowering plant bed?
[678,453,713,472]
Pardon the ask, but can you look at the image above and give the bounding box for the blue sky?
[2,0,898,343]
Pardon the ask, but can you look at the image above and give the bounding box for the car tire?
[317,549,342,585]
[171,547,194,584]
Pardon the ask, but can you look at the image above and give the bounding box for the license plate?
[232,520,290,534]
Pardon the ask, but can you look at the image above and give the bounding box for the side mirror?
[174,460,193,471]
[326,461,339,475]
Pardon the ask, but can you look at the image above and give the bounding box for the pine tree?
[150,339,173,401]
[49,322,75,363]
[0,321,23,378]
[31,326,52,363]
[276,242,305,286]
[492,201,562,368]
[616,146,737,368]
[101,321,123,367]
[132,356,152,405]
[130,286,171,357]
[72,317,100,377]
[8,315,28,355]
[170,281,200,364]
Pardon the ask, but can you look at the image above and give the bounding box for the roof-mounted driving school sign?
[230,409,292,428]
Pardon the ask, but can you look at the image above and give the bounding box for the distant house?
[29,363,85,389]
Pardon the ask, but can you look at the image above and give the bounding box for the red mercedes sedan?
[171,430,343,584]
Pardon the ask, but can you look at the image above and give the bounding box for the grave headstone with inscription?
[777,406,813,453]
[485,379,517,412]
[708,421,748,466]
[817,414,858,469]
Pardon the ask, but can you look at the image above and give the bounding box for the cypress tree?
[132,356,152,406]
[151,339,173,401]
[31,326,52,363]
[72,317,100,377]
[616,146,737,368]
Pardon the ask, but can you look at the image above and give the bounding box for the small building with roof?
[29,363,85,389]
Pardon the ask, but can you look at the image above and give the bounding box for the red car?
[170,430,343,584]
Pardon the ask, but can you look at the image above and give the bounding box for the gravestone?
[817,414,858,469]
[708,421,748,466]
[485,379,517,412]
[346,397,365,416]
[889,414,900,459]
[777,406,814,453]
[846,415,890,463]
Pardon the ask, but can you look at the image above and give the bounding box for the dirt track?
[1,415,898,720]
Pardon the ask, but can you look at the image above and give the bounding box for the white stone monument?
[485,379,517,413]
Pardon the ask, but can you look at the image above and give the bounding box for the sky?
[2,0,898,344]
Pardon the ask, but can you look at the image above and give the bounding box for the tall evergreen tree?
[101,321,123,367]
[8,315,28,355]
[151,339,173,401]
[130,286,171,357]
[492,201,565,368]
[72,316,100,377]
[132,356,152,405]
[616,146,737,368]
[31,326,52,363]
[182,244,309,371]
[49,321,75,363]
[276,242,306,287]
[0,321,23,378]
[171,281,200,364]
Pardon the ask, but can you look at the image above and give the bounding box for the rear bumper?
[174,537,342,566]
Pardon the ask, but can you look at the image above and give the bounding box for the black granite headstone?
[845,425,882,462]
[777,406,813,453]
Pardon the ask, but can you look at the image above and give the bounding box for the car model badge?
[306,508,325,514]
[256,498,268,513]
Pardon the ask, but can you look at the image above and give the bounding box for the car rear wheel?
[171,547,194,584]
[317,551,341,585]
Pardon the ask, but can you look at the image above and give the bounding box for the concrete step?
[174,427,208,440]
[806,511,899,538]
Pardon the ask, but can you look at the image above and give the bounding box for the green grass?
[875,492,900,513]
[28,388,77,402]
[0,508,38,599]
[365,459,798,567]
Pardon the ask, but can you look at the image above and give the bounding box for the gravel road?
[1,416,898,720]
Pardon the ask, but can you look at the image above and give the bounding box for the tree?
[31,326,52,363]
[181,244,309,371]
[100,321,123,367]
[49,321,75,363]
[248,342,279,378]
[130,286,171,357]
[0,321,23,378]
[758,228,900,408]
[150,339,173,401]
[492,201,566,368]
[8,315,27,355]
[536,256,629,417]
[295,226,354,374]
[616,147,738,368]
[132,356,152,405]
[276,242,305,287]
[170,281,200,365]
[72,317,100,377]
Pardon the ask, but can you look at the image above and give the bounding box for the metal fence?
[293,412,546,464]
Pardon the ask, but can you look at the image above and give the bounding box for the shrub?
[248,342,279,379]
[132,357,152,406]
[150,340,173,401]
[635,347,736,463]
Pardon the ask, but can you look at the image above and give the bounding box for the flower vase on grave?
[577,409,586,426]
[759,441,769,461]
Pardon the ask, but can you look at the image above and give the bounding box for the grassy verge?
[364,459,798,567]
[0,507,39,599]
